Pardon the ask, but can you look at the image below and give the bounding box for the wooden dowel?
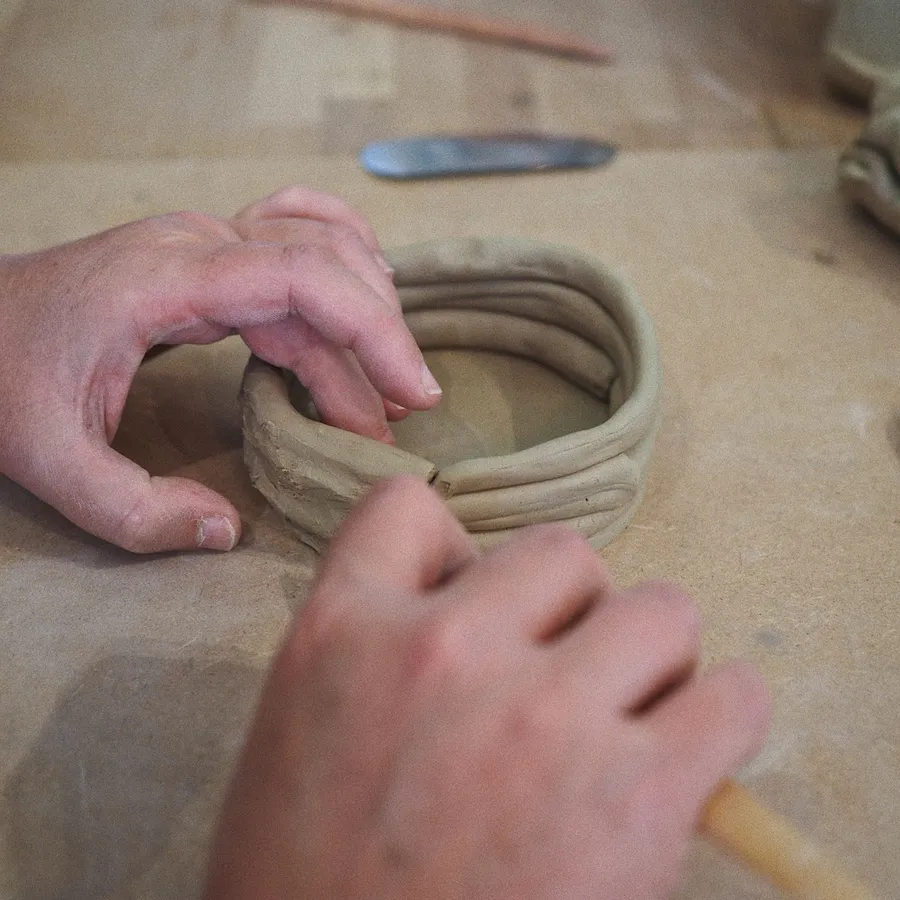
[701,779,877,900]
[251,0,613,63]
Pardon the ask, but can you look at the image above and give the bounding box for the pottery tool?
[701,779,877,900]
[250,0,613,63]
[359,135,616,179]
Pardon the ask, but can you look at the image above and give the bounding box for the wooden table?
[1,149,898,899]
[0,0,863,163]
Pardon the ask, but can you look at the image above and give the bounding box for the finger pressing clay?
[241,238,661,552]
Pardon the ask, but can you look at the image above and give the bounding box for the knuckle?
[270,184,316,208]
[343,210,375,240]
[525,523,602,572]
[348,211,376,237]
[323,221,358,246]
[503,693,565,746]
[279,241,332,273]
[114,217,169,246]
[269,184,304,203]
[262,186,376,242]
[531,522,590,553]
[317,223,376,271]
[643,580,701,638]
[113,498,153,554]
[189,243,243,287]
[282,184,350,215]
[169,209,215,229]
[157,210,229,235]
[406,613,471,683]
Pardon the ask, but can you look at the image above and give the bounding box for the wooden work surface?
[0,0,864,161]
[1,149,899,898]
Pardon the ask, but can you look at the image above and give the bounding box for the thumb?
[34,439,242,553]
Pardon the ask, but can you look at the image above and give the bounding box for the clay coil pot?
[240,238,661,552]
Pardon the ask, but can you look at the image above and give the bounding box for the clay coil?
[838,74,900,235]
[241,237,661,552]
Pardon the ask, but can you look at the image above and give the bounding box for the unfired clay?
[838,74,900,234]
[241,238,661,552]
[825,0,900,104]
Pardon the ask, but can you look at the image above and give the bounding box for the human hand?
[205,476,770,900]
[0,187,441,553]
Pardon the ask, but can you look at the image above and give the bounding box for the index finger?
[445,524,613,642]
[320,476,478,600]
[233,185,386,259]
[174,240,441,410]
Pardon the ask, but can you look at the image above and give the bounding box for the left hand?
[0,187,442,553]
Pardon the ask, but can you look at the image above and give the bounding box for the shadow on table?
[885,412,900,466]
[2,651,264,900]
[747,150,900,287]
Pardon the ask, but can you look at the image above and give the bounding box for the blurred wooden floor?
[0,0,865,162]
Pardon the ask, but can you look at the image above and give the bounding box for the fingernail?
[197,516,238,552]
[420,363,442,396]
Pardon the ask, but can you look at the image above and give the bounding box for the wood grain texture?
[0,0,25,34]
[1,149,898,898]
[250,0,613,62]
[0,0,865,163]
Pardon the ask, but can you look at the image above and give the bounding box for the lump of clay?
[241,237,661,553]
[825,0,900,104]
[838,74,900,235]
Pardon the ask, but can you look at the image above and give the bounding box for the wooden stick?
[701,779,878,900]
[251,0,613,64]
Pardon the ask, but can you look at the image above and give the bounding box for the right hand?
[206,476,770,900]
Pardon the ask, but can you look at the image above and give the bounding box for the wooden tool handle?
[701,779,877,900]
[252,0,613,63]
